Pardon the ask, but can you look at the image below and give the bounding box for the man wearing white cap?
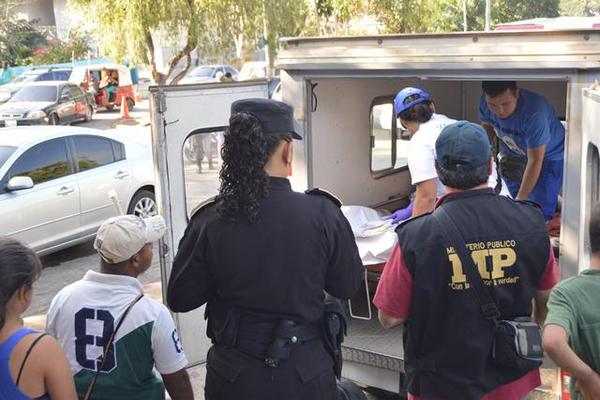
[46,215,193,400]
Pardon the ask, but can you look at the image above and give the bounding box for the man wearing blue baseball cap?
[374,121,558,400]
[388,88,503,224]
[387,87,456,222]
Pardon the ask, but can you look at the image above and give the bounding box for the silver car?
[0,126,156,255]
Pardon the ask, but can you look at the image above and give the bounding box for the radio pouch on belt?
[321,299,347,378]
[433,206,543,376]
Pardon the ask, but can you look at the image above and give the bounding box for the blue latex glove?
[385,201,414,224]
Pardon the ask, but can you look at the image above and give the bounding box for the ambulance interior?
[306,78,568,393]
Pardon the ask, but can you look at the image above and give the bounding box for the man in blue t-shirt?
[480,81,564,221]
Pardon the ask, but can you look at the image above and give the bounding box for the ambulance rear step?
[342,317,405,394]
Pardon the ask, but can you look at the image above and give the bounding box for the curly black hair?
[217,111,292,222]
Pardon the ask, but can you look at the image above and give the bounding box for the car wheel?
[49,114,59,125]
[126,98,135,111]
[183,141,197,162]
[127,190,157,218]
[84,105,93,122]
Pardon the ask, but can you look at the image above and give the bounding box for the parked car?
[179,65,239,84]
[268,77,281,100]
[238,61,267,80]
[0,81,94,127]
[0,68,72,104]
[0,126,157,255]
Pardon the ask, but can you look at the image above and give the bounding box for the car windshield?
[11,85,58,102]
[7,73,40,85]
[0,145,16,170]
[190,67,215,78]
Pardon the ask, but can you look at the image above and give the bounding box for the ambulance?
[150,29,600,399]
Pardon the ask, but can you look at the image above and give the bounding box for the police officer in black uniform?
[167,98,363,400]
[374,121,558,399]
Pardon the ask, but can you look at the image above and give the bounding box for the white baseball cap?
[94,215,166,264]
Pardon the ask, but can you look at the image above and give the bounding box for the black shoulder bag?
[434,206,543,375]
[83,294,144,400]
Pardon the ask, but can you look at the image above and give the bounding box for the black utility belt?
[217,319,321,368]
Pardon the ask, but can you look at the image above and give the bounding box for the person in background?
[100,68,118,102]
[220,72,234,82]
[543,203,600,400]
[1,62,14,84]
[480,81,565,223]
[0,237,77,400]
[47,215,193,400]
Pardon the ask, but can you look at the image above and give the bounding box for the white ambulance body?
[151,29,600,398]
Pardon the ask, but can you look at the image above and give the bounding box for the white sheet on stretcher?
[341,206,397,266]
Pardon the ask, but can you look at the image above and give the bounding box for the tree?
[68,0,203,85]
[261,0,311,75]
[201,0,260,62]
[561,0,600,16]
[369,0,437,33]
[314,0,366,35]
[372,0,561,33]
[31,30,91,64]
[0,18,46,65]
[199,0,310,75]
[0,0,48,65]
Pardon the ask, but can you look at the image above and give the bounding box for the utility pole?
[485,0,492,31]
[462,0,468,32]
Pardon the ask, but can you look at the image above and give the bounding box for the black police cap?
[231,98,302,140]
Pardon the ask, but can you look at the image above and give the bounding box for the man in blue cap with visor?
[387,87,456,222]
[388,87,501,223]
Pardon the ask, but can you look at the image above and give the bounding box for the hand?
[575,370,600,400]
[384,201,414,224]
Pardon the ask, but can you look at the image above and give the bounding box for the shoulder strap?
[0,328,34,356]
[433,206,501,323]
[16,333,47,386]
[83,293,144,400]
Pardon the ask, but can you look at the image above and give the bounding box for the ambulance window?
[370,99,409,177]
[182,130,223,216]
[371,102,393,172]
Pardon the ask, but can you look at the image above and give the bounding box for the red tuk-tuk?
[69,63,135,111]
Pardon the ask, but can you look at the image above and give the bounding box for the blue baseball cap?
[435,121,491,170]
[394,87,432,116]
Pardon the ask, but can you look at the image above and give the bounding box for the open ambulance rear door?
[149,81,269,365]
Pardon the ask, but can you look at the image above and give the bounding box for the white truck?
[150,29,600,399]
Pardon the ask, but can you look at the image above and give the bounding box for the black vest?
[397,189,549,400]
